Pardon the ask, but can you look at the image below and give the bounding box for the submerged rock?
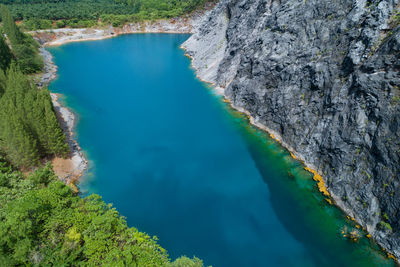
[183,0,400,260]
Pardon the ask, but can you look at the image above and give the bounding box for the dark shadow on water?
[236,122,394,267]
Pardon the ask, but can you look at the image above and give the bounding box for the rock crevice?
[183,0,400,259]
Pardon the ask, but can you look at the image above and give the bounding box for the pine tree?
[0,100,39,168]
[0,5,43,74]
[12,44,43,74]
[0,64,40,167]
[0,5,24,45]
[41,89,69,157]
[24,85,48,156]
[26,88,54,156]
[0,34,12,72]
[0,69,6,97]
[0,57,67,167]
[4,63,30,103]
[9,117,39,168]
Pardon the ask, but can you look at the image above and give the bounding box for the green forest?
[0,5,204,266]
[0,161,203,266]
[0,0,212,30]
[0,5,43,73]
[0,5,63,169]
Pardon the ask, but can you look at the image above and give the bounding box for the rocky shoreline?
[31,12,208,47]
[34,12,212,190]
[34,2,399,261]
[182,0,400,262]
[37,48,88,191]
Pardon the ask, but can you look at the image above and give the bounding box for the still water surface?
[48,34,394,267]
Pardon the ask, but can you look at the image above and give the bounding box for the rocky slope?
[183,0,400,260]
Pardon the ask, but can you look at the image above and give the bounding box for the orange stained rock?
[381,246,397,261]
[290,152,297,160]
[347,216,356,221]
[68,183,79,193]
[366,234,371,238]
[304,167,330,196]
[350,230,359,237]
[387,252,396,260]
[325,198,332,205]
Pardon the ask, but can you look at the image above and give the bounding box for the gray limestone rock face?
[184,0,400,260]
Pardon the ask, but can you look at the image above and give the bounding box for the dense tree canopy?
[0,4,43,73]
[0,0,212,29]
[0,161,204,266]
[0,34,12,75]
[0,63,69,168]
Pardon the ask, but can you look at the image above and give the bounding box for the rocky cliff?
[183,0,400,260]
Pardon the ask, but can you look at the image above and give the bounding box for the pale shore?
[35,12,357,212]
[35,8,399,262]
[51,93,88,191]
[37,47,88,191]
[32,16,204,47]
[34,13,209,189]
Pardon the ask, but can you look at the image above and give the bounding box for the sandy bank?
[51,93,88,191]
[37,47,88,190]
[32,14,206,46]
[35,10,212,188]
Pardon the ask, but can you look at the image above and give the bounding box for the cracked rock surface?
[183,0,400,259]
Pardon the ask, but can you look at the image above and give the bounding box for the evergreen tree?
[0,72,39,167]
[0,4,24,45]
[24,84,48,156]
[41,90,69,157]
[12,43,43,73]
[0,34,12,72]
[4,63,30,102]
[0,5,43,73]
[0,69,6,97]
[0,64,67,167]
[0,108,39,168]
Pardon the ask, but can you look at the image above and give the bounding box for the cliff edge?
[183,0,400,260]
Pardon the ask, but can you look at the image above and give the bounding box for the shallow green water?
[48,34,395,267]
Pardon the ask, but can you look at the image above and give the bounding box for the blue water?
[48,34,394,267]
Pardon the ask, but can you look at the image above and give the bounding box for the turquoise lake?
[48,34,395,267]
